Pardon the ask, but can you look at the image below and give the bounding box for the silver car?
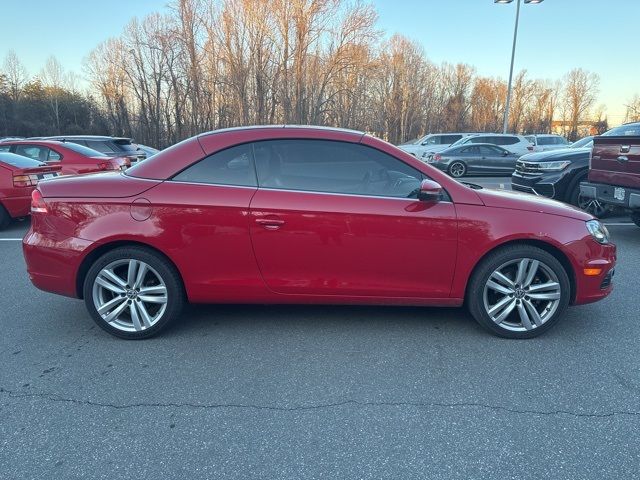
[429,143,520,178]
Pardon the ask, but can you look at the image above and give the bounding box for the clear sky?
[1,0,637,125]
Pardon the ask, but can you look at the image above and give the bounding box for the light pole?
[495,0,543,133]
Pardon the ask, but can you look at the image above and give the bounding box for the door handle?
[617,156,629,163]
[255,218,285,230]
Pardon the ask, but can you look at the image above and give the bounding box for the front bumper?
[566,238,616,305]
[580,181,640,210]
[511,170,574,200]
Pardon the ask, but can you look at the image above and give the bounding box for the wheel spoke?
[101,269,127,288]
[127,260,139,287]
[138,294,167,304]
[96,275,125,295]
[136,301,154,328]
[491,271,515,289]
[134,263,148,289]
[528,291,561,301]
[515,259,529,285]
[130,302,143,331]
[97,295,125,315]
[486,280,513,295]
[139,285,167,295]
[528,281,559,293]
[488,295,513,317]
[523,299,543,326]
[103,300,129,323]
[522,260,539,287]
[493,299,517,324]
[516,302,534,330]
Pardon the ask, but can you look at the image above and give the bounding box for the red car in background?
[23,126,616,340]
[0,152,61,229]
[0,140,129,175]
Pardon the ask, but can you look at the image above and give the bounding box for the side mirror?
[417,179,443,202]
[503,150,509,156]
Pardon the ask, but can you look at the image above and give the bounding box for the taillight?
[433,154,442,161]
[13,174,38,187]
[97,162,117,171]
[31,190,48,214]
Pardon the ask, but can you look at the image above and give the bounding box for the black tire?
[568,174,609,218]
[448,161,467,178]
[83,246,185,339]
[0,205,11,230]
[467,245,571,339]
[631,212,640,228]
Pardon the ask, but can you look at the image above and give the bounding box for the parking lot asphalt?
[1,180,639,479]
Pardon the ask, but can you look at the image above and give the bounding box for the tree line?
[1,0,637,148]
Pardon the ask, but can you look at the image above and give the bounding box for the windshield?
[570,136,593,148]
[63,142,109,157]
[602,123,640,136]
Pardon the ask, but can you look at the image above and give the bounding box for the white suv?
[444,134,534,158]
[399,133,475,160]
[525,134,570,152]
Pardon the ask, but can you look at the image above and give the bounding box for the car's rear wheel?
[83,247,185,339]
[467,245,570,338]
[0,205,10,230]
[448,161,466,178]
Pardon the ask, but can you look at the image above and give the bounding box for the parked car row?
[0,135,160,230]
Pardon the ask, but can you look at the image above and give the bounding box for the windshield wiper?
[461,181,483,190]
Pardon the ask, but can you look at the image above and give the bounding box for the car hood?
[38,171,161,198]
[518,148,590,162]
[475,187,592,221]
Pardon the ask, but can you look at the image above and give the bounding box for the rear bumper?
[1,194,32,218]
[580,181,640,210]
[22,228,94,298]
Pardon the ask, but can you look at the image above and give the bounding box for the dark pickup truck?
[581,122,640,227]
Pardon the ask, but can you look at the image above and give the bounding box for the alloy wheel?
[482,258,561,332]
[92,259,168,333]
[449,162,466,178]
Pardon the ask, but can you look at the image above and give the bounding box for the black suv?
[32,136,146,163]
[511,136,610,217]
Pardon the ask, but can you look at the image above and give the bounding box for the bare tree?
[562,68,599,141]
[3,51,28,101]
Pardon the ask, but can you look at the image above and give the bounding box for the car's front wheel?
[0,205,10,230]
[83,246,185,339]
[467,245,570,338]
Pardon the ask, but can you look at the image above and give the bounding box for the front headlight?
[586,220,610,244]
[538,160,571,171]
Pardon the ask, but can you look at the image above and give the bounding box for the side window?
[173,143,257,187]
[86,140,112,153]
[460,146,480,154]
[479,145,502,155]
[443,135,461,144]
[0,145,10,152]
[48,149,62,161]
[253,139,424,198]
[470,136,488,144]
[501,137,519,145]
[15,145,49,162]
[423,136,438,145]
[537,137,553,146]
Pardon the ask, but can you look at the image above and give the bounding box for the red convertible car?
[23,126,616,339]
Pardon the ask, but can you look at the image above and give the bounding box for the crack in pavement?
[1,387,638,419]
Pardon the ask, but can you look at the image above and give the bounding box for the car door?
[248,139,458,299]
[456,146,482,174]
[482,145,518,174]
